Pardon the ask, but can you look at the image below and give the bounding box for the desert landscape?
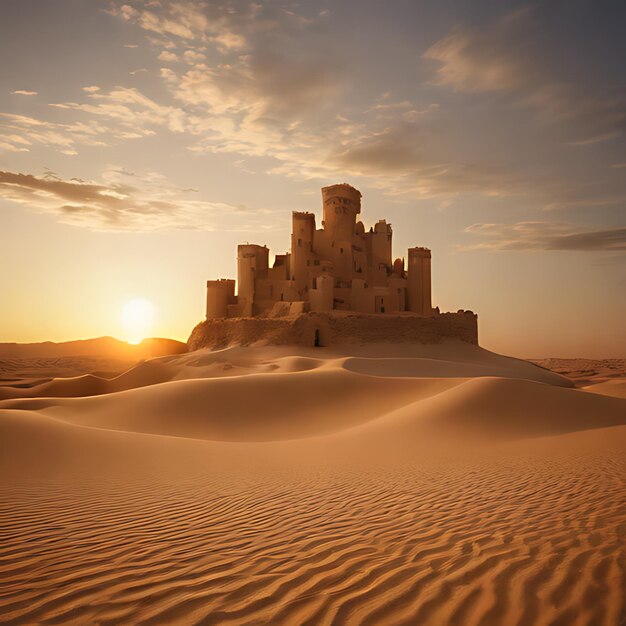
[1,338,625,625]
[2,1,625,624]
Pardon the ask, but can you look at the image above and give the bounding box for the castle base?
[187,311,478,351]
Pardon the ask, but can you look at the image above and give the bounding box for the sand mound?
[3,370,623,445]
[1,370,461,441]
[583,379,626,399]
[0,341,572,403]
[349,377,626,443]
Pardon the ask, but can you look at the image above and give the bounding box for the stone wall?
[187,311,478,351]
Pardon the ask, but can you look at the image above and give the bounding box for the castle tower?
[237,244,269,316]
[407,247,432,316]
[366,219,393,286]
[206,279,235,319]
[321,184,362,283]
[291,211,316,295]
[321,183,361,239]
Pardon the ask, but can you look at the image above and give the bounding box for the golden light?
[120,298,155,345]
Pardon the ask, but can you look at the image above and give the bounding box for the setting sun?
[121,298,155,345]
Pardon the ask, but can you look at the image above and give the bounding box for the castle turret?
[206,279,235,319]
[291,211,315,295]
[407,247,432,316]
[321,183,361,239]
[366,219,393,286]
[321,184,362,283]
[237,244,269,316]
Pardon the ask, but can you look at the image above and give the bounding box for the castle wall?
[310,274,334,312]
[388,276,407,312]
[188,311,478,351]
[351,279,374,313]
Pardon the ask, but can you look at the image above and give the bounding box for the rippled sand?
[1,342,625,625]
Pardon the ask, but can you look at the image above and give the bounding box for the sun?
[121,298,155,345]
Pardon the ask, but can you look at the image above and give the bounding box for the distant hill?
[0,337,187,359]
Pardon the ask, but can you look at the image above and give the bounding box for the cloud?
[3,0,619,218]
[424,8,536,94]
[11,90,38,96]
[158,50,180,62]
[0,113,110,153]
[1,84,189,155]
[463,222,626,252]
[104,1,546,204]
[423,8,626,145]
[109,1,346,138]
[49,86,187,134]
[0,168,267,232]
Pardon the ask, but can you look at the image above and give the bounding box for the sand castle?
[207,183,434,318]
[194,183,477,348]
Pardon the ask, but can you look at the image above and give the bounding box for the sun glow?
[121,298,155,345]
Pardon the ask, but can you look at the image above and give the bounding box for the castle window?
[314,259,320,266]
[340,248,344,254]
[298,238,302,247]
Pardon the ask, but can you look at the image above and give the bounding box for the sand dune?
[0,340,571,402]
[0,336,187,360]
[1,370,462,441]
[346,376,626,442]
[1,341,625,625]
[584,379,626,399]
[531,357,626,387]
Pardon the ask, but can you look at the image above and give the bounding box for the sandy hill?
[1,339,624,625]
[0,336,187,359]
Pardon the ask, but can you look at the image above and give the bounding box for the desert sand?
[1,340,625,625]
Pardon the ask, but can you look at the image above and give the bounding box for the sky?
[0,0,625,357]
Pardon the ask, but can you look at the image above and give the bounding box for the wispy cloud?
[0,113,108,154]
[463,222,626,252]
[0,85,188,153]
[11,90,38,96]
[49,86,187,134]
[0,168,268,232]
[424,7,626,146]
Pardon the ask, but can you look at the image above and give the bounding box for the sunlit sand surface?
[1,341,625,625]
